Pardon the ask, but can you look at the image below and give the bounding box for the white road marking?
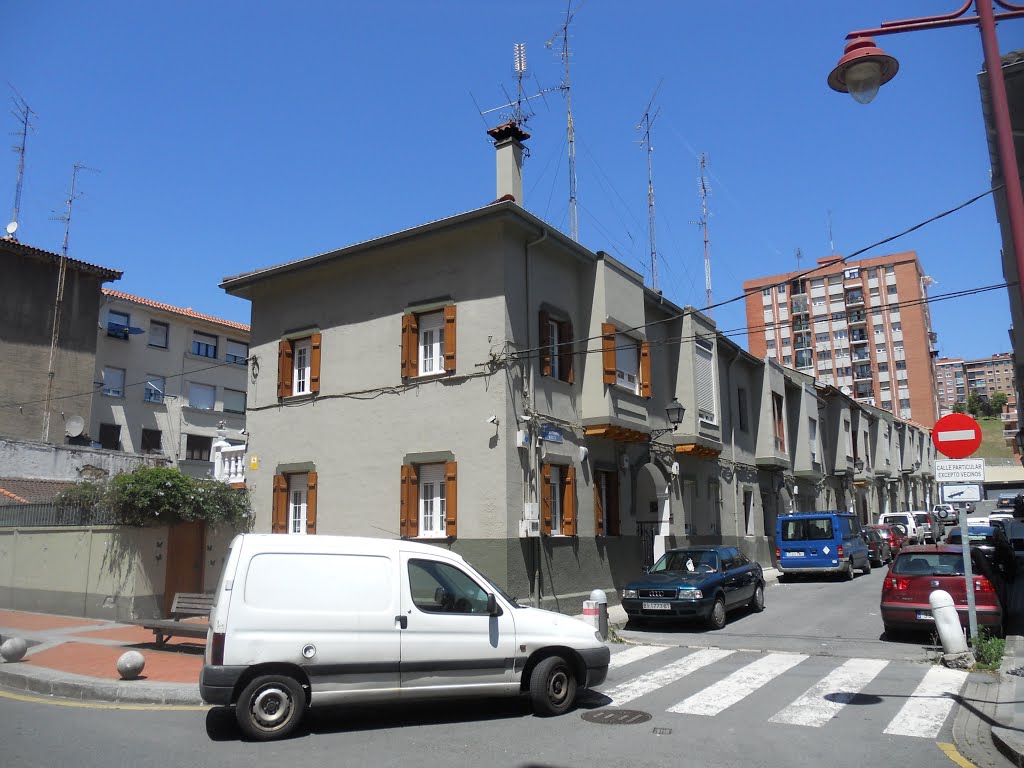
[883,665,968,738]
[668,652,808,716]
[607,645,671,670]
[603,648,734,706]
[769,657,889,728]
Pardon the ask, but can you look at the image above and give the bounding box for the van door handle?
[396,615,407,629]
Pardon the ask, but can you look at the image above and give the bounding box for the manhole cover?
[581,709,652,725]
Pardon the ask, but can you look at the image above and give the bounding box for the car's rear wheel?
[530,655,577,716]
[749,583,765,613]
[843,560,855,580]
[235,674,305,741]
[707,596,727,630]
[861,557,872,575]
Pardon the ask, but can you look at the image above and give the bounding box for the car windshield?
[873,529,891,539]
[781,518,833,541]
[892,552,966,577]
[652,550,720,573]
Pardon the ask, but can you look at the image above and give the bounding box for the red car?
[867,524,905,556]
[880,544,1002,638]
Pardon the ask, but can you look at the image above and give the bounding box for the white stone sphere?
[0,636,28,662]
[116,650,146,679]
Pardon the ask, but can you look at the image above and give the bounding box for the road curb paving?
[0,661,203,706]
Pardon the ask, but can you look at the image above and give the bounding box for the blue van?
[776,511,872,580]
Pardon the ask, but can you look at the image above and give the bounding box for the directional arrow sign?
[931,413,982,459]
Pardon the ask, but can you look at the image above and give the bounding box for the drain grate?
[581,709,652,725]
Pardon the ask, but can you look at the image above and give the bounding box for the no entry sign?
[931,413,983,459]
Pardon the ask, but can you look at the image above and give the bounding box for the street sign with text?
[934,458,985,483]
[931,413,983,459]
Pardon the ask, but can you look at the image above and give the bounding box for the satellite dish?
[840,386,853,396]
[5,221,17,235]
[65,415,85,437]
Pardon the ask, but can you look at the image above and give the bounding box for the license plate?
[642,602,670,610]
[786,551,805,557]
[917,611,934,620]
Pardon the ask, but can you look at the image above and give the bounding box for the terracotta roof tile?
[0,478,78,504]
[102,288,250,332]
[0,488,29,504]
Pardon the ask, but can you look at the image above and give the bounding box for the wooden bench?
[132,592,214,646]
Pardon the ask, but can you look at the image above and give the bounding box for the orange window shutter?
[399,465,410,538]
[560,319,574,384]
[608,470,620,536]
[272,474,288,533]
[562,466,577,536]
[401,315,413,379]
[540,464,552,535]
[601,323,616,385]
[593,476,605,536]
[539,310,552,377]
[277,340,293,399]
[640,340,652,398]
[443,304,457,373]
[306,471,318,534]
[406,464,420,538]
[309,333,322,395]
[445,461,458,538]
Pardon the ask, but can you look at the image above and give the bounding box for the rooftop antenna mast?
[795,247,803,270]
[7,86,36,240]
[477,43,554,130]
[827,209,835,255]
[697,153,712,312]
[546,1,584,242]
[636,80,662,290]
[41,162,98,443]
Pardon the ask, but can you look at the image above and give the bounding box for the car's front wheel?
[861,556,872,575]
[707,596,727,630]
[235,674,305,741]
[530,655,577,716]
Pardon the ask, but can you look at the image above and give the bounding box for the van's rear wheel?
[530,655,577,716]
[843,560,855,581]
[236,674,305,741]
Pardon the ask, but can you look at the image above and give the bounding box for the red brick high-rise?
[743,251,939,427]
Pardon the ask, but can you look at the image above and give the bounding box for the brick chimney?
[487,121,530,204]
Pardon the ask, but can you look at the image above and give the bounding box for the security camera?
[487,415,499,425]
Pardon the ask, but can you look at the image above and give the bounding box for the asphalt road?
[1,573,976,768]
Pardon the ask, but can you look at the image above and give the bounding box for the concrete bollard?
[116,650,146,680]
[0,637,27,663]
[930,589,973,666]
[581,600,599,630]
[590,589,609,640]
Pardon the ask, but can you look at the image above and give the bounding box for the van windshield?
[781,518,833,541]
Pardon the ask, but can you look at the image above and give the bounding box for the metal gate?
[639,522,657,570]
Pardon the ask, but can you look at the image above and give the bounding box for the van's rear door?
[778,517,837,569]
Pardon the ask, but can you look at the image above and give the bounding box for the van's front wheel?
[530,655,577,716]
[236,674,305,741]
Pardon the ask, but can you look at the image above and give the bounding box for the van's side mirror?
[486,593,498,616]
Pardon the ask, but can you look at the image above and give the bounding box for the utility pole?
[636,81,661,291]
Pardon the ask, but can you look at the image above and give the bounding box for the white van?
[200,534,610,740]
[877,512,920,544]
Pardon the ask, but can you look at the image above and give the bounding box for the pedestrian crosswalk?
[595,645,968,739]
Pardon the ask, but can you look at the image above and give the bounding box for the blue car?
[621,546,765,630]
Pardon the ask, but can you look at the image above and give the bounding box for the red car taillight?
[974,577,996,593]
[888,577,910,591]
[837,545,844,559]
[776,547,780,559]
[211,631,225,665]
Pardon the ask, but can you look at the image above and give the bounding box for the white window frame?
[107,310,130,339]
[695,338,717,424]
[226,339,249,366]
[192,331,218,359]
[418,463,447,538]
[144,374,165,403]
[188,382,216,410]
[102,366,125,397]
[418,311,445,376]
[293,338,312,396]
[550,465,563,534]
[289,473,308,535]
[223,388,246,414]
[148,320,168,349]
[614,333,640,394]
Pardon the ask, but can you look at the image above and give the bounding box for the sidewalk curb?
[0,662,203,705]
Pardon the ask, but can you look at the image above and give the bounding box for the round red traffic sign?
[931,413,982,459]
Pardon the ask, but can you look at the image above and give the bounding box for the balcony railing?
[846,292,865,305]
[847,312,867,324]
[214,444,246,484]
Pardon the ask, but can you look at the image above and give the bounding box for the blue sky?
[4,2,1022,360]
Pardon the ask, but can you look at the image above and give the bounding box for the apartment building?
[935,357,967,414]
[220,123,936,611]
[966,352,1016,407]
[92,289,250,479]
[743,252,940,427]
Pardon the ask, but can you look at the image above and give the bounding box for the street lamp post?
[650,397,686,442]
[827,2,1024,313]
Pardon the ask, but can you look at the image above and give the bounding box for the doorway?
[163,521,205,615]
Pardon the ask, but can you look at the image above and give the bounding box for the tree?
[990,391,1009,414]
[57,466,251,528]
[952,402,966,414]
[967,392,984,417]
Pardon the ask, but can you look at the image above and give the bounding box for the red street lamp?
[828,2,1024,314]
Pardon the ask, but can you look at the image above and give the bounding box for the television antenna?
[7,85,36,241]
[636,80,662,291]
[545,0,585,242]
[697,153,712,312]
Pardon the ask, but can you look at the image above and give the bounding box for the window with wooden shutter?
[539,310,552,377]
[540,311,574,384]
[443,304,457,373]
[400,464,419,538]
[695,338,716,423]
[561,466,576,536]
[601,323,616,385]
[277,341,293,399]
[278,335,320,398]
[401,314,418,379]
[639,341,651,398]
[559,318,574,384]
[309,334,322,395]
[272,474,288,533]
[306,471,318,534]
[445,461,458,538]
[540,464,553,535]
